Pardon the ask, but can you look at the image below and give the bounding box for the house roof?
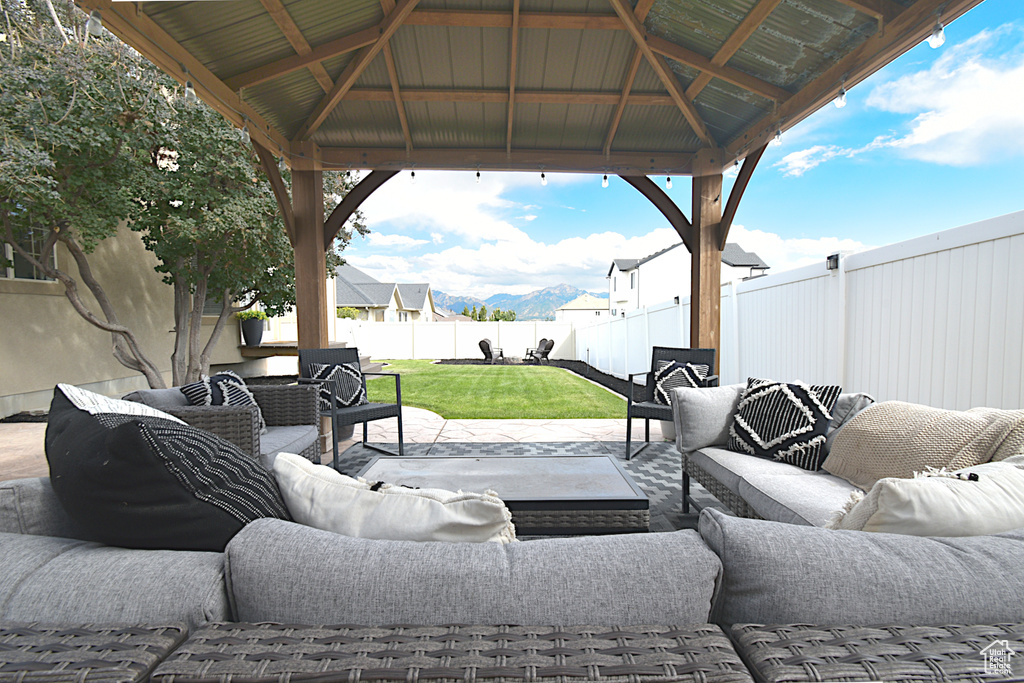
[608,241,768,275]
[334,265,433,309]
[82,0,979,176]
[558,294,609,311]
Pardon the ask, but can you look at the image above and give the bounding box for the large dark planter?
[240,318,265,347]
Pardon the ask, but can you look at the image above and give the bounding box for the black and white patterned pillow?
[310,362,367,411]
[181,370,265,433]
[728,377,842,471]
[46,384,290,551]
[653,360,710,405]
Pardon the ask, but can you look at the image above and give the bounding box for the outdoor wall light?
[826,253,840,271]
[85,11,103,37]
[540,172,547,186]
[926,20,945,48]
[665,176,672,190]
[602,174,609,188]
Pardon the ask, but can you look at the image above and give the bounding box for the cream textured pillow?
[829,457,1024,536]
[823,401,1024,489]
[272,452,516,543]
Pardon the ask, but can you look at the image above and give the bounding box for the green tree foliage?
[0,2,366,386]
[461,306,470,317]
[337,307,359,319]
[478,304,487,321]
[470,305,477,320]
[488,308,516,321]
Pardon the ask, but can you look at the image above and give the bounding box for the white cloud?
[519,214,538,221]
[776,25,1024,175]
[365,233,429,248]
[430,232,445,244]
[728,225,872,273]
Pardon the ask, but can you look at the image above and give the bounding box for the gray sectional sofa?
[672,383,876,524]
[2,474,1023,682]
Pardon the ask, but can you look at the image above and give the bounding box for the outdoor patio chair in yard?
[479,339,504,364]
[526,339,554,364]
[298,347,404,470]
[626,346,718,460]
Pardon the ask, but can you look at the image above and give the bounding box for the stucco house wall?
[0,222,245,417]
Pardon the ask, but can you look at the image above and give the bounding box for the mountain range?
[433,284,607,321]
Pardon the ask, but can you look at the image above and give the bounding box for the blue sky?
[347,0,1024,299]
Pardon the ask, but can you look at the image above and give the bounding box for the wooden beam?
[76,0,289,153]
[832,0,904,22]
[605,0,715,147]
[725,0,982,158]
[324,171,399,249]
[619,175,693,250]
[253,141,296,245]
[320,147,694,174]
[604,50,642,156]
[685,0,784,101]
[648,34,790,102]
[602,0,656,157]
[343,87,675,106]
[507,0,521,155]
[690,172,722,357]
[379,0,412,152]
[224,27,379,92]
[405,10,623,30]
[259,0,334,93]
[292,168,329,349]
[718,143,766,249]
[296,0,419,141]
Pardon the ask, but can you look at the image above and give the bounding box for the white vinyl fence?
[576,210,1024,411]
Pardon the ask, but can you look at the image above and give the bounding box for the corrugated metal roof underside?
[515,29,635,91]
[316,101,407,147]
[407,102,508,148]
[610,105,701,154]
[390,26,510,89]
[513,103,615,149]
[246,71,332,141]
[695,80,773,146]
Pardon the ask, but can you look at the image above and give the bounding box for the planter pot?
[240,318,265,347]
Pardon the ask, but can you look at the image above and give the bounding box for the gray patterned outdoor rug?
[336,441,726,532]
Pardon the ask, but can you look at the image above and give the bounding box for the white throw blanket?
[822,401,1024,490]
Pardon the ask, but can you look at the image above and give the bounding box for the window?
[630,272,636,289]
[595,311,601,316]
[613,277,617,291]
[2,229,55,281]
[398,311,409,322]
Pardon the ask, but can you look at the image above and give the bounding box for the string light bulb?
[410,170,416,183]
[602,174,609,188]
[926,20,945,48]
[771,127,782,146]
[239,123,250,145]
[665,176,672,190]
[834,86,847,109]
[85,11,103,37]
[476,170,481,184]
[540,171,547,186]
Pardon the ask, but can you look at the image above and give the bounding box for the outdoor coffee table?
[358,453,649,535]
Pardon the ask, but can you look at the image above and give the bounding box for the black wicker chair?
[626,346,718,461]
[298,347,404,469]
[479,339,504,364]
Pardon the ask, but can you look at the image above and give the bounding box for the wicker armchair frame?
[625,347,718,461]
[164,384,320,463]
[682,453,762,519]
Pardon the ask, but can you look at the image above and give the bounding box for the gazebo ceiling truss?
[77,0,984,357]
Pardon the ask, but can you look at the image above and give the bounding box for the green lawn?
[364,360,626,419]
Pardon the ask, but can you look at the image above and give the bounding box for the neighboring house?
[433,307,473,323]
[607,242,769,315]
[335,265,435,322]
[555,294,611,324]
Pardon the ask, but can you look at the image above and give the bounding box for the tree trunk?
[170,276,191,386]
[199,287,236,378]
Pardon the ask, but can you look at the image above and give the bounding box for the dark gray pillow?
[122,388,190,410]
[699,507,1024,626]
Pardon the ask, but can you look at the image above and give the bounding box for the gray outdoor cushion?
[699,508,1024,626]
[122,388,190,410]
[689,447,806,498]
[824,392,875,456]
[672,384,745,453]
[227,518,721,625]
[0,477,94,540]
[0,531,229,629]
[259,425,318,464]
[736,471,860,526]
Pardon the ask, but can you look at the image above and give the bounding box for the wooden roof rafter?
[607,0,715,147]
[507,0,521,155]
[258,0,334,94]
[603,0,655,157]
[379,0,413,153]
[294,0,421,141]
[344,88,676,105]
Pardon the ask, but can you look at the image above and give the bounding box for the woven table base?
[152,623,753,683]
[0,623,186,683]
[732,623,1024,683]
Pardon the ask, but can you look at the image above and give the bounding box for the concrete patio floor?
[0,408,669,481]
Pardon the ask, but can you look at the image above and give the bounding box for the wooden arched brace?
[323,170,399,250]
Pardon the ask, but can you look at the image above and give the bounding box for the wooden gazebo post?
[690,148,724,358]
[291,146,329,351]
